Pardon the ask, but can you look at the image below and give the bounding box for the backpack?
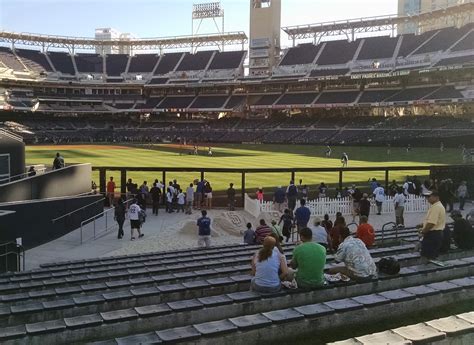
[376,257,400,275]
[283,216,292,229]
[407,182,416,195]
[138,209,147,224]
[287,185,297,197]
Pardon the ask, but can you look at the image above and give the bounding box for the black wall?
[0,131,25,178]
[0,163,92,203]
[0,194,103,249]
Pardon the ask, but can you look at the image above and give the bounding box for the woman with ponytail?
[250,236,289,293]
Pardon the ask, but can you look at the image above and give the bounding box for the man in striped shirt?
[255,219,272,244]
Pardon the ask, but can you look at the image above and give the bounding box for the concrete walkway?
[25,202,472,270]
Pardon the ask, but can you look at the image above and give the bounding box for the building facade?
[94,28,133,55]
[249,0,281,77]
[398,0,469,33]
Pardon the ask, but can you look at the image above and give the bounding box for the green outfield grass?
[25,144,463,193]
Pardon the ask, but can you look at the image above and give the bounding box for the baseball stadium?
[0,0,474,344]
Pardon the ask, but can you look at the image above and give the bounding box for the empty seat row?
[2,257,472,344]
[0,250,467,327]
[330,311,474,345]
[189,96,230,109]
[278,24,473,69]
[106,277,474,345]
[0,244,417,297]
[0,48,245,78]
[357,36,399,60]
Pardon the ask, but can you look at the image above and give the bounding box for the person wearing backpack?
[279,209,294,243]
[404,178,416,196]
[286,180,298,211]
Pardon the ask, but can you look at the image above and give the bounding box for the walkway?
[24,202,472,270]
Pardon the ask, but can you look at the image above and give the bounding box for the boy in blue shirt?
[197,210,211,247]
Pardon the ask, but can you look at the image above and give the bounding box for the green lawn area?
[25,144,463,193]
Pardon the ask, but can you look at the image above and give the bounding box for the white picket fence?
[256,195,428,217]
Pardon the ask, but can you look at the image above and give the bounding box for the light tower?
[249,0,281,77]
[192,1,225,51]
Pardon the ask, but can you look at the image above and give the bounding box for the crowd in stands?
[1,114,473,146]
[244,179,474,291]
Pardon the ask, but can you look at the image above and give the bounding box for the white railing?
[259,195,428,217]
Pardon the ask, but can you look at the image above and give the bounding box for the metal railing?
[0,167,47,184]
[79,198,134,244]
[0,241,25,273]
[51,197,105,224]
[381,222,399,245]
[379,222,454,246]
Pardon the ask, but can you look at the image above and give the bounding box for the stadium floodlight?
[192,2,223,19]
[136,74,143,81]
[192,1,225,51]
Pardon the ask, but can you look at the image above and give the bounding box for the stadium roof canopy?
[282,2,474,44]
[0,31,248,52]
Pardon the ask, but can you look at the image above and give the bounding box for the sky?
[0,0,398,48]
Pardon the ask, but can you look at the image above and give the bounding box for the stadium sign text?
[351,71,410,79]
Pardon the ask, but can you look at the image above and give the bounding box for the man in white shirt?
[393,187,406,228]
[154,179,164,190]
[373,183,385,215]
[166,189,174,213]
[403,178,415,196]
[177,190,185,213]
[329,227,377,281]
[167,182,176,196]
[128,200,144,241]
[341,153,349,167]
[310,217,330,250]
[402,180,409,196]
